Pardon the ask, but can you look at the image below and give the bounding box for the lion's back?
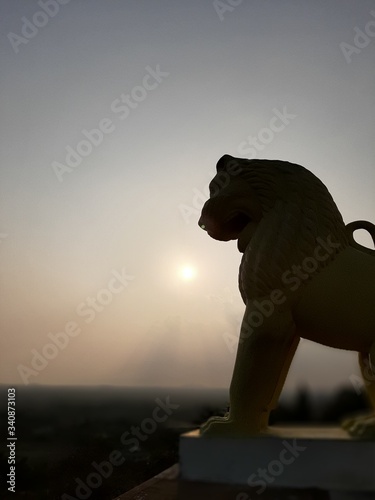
[293,246,375,351]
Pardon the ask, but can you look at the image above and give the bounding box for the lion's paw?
[200,416,262,437]
[342,413,375,439]
[200,415,230,435]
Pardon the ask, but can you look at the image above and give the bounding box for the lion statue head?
[199,154,350,300]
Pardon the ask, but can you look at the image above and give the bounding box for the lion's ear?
[216,154,234,172]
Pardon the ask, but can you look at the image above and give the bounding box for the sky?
[0,0,374,392]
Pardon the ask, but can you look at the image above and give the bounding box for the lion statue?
[198,154,375,438]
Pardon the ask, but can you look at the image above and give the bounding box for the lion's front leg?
[201,303,299,437]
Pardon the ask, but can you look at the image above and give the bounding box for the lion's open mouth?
[225,212,252,236]
[224,211,257,253]
[199,210,254,247]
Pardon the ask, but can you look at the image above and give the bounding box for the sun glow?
[179,265,197,281]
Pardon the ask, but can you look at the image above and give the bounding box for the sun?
[179,265,197,281]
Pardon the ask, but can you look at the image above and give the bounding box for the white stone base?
[179,426,375,492]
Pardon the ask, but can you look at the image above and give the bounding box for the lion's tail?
[346,220,375,255]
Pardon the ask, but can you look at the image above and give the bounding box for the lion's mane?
[236,160,350,300]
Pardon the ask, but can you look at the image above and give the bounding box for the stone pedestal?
[179,426,375,493]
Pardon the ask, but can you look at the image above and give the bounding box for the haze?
[1,0,374,392]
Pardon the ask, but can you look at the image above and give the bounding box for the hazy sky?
[1,0,374,391]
